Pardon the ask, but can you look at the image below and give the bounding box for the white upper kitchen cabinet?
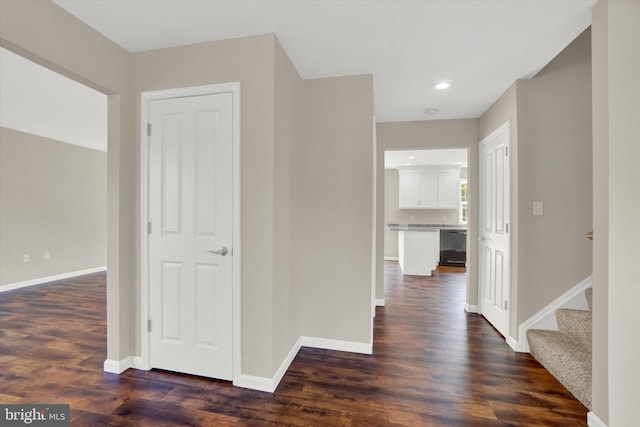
[437,172,461,209]
[398,173,418,208]
[398,166,460,209]
[399,172,438,208]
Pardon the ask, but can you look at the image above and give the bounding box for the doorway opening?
[0,47,108,292]
[382,148,470,297]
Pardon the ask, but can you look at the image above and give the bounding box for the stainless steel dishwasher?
[439,229,467,266]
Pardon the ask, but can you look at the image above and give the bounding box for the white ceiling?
[385,149,467,170]
[53,0,595,122]
[0,47,108,151]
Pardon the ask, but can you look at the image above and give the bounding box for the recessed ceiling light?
[435,81,450,90]
[405,162,412,166]
[408,156,416,159]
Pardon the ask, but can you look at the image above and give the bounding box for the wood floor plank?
[0,264,588,425]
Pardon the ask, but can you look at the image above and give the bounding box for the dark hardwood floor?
[0,262,587,426]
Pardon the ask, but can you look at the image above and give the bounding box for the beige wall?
[591,1,609,422]
[1,0,376,381]
[376,120,479,306]
[131,34,278,377]
[515,29,593,327]
[592,1,640,425]
[0,127,106,286]
[293,75,375,343]
[272,38,302,371]
[478,83,518,141]
[478,83,520,337]
[383,169,459,259]
[132,36,376,375]
[607,2,640,423]
[478,30,593,342]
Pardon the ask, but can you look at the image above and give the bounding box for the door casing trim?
[140,82,241,383]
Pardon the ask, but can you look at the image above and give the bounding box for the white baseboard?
[375,298,385,307]
[108,336,371,393]
[512,275,592,353]
[130,356,145,370]
[1,266,107,292]
[109,339,304,394]
[234,337,303,393]
[506,336,521,352]
[103,358,123,374]
[103,356,145,374]
[233,338,302,393]
[587,412,608,427]
[384,256,399,261]
[234,335,375,392]
[301,336,372,355]
[272,337,302,391]
[464,303,478,313]
[233,374,275,393]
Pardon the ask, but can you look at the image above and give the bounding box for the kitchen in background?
[384,149,468,276]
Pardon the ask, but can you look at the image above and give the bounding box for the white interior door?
[148,92,233,380]
[479,122,511,337]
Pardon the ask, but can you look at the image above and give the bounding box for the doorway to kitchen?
[382,148,469,297]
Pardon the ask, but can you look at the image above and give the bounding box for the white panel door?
[149,92,233,380]
[479,122,511,338]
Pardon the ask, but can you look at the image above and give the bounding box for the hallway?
[0,264,588,425]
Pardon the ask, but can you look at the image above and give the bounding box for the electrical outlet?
[443,215,448,221]
[23,254,30,262]
[44,251,51,260]
[410,215,415,221]
[533,201,544,216]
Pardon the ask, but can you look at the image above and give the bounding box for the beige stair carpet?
[526,288,592,409]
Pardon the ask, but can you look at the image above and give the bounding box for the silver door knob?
[209,247,228,256]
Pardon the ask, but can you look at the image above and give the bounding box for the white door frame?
[371,117,377,323]
[140,82,241,382]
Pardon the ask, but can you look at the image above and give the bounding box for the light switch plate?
[533,201,544,216]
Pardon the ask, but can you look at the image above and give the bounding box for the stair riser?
[525,289,593,409]
[555,309,592,350]
[527,329,592,409]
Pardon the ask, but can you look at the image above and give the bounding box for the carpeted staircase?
[526,288,592,409]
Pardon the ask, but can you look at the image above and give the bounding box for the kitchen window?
[460,180,468,224]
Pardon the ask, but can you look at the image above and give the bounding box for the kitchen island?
[388,224,439,276]
[388,224,467,276]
